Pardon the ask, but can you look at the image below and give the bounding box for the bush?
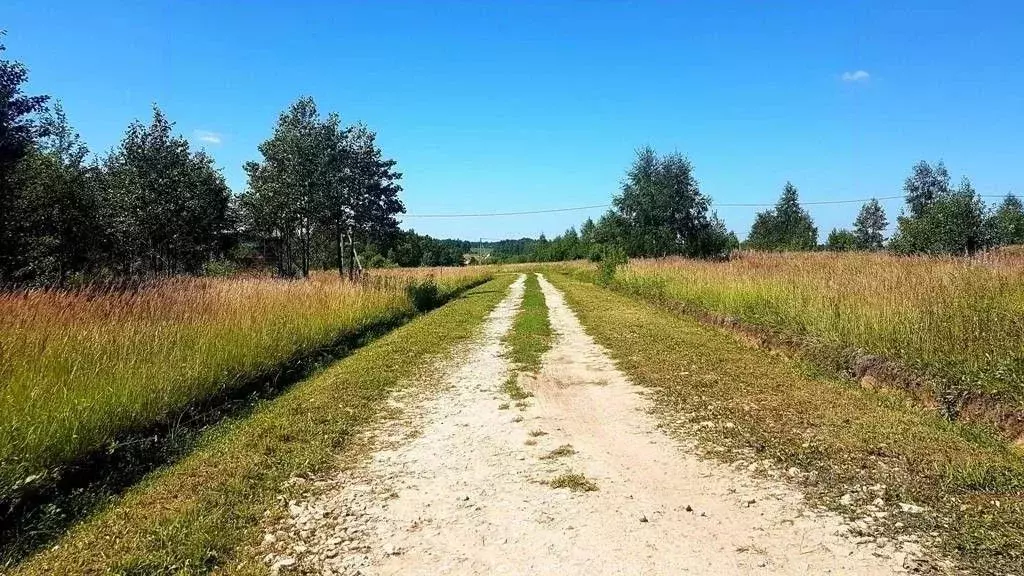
[596,246,627,285]
[202,258,240,277]
[367,254,398,269]
[405,277,441,311]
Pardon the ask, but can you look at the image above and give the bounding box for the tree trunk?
[337,221,345,278]
[347,227,356,282]
[300,223,309,278]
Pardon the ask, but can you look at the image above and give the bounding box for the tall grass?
[0,268,489,501]
[572,251,1024,402]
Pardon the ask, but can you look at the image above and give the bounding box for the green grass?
[502,375,533,401]
[547,272,1024,574]
[7,275,516,575]
[504,273,552,374]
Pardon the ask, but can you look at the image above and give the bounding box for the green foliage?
[904,160,951,218]
[102,107,231,276]
[890,176,990,255]
[366,253,398,269]
[853,199,888,250]
[201,259,240,277]
[384,230,468,267]
[990,194,1024,246]
[405,277,441,311]
[746,182,818,251]
[610,147,733,258]
[825,228,857,251]
[0,34,51,283]
[596,245,627,285]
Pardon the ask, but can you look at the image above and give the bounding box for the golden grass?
[0,268,490,502]
[570,251,1024,401]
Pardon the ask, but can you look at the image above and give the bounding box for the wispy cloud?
[193,130,223,145]
[841,70,870,83]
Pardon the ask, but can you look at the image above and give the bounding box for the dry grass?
[567,251,1024,403]
[547,472,598,492]
[0,268,489,507]
[540,444,576,460]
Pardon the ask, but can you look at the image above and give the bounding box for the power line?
[402,194,1011,219]
[403,204,610,218]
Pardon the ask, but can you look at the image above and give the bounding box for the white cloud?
[193,130,222,145]
[841,70,870,83]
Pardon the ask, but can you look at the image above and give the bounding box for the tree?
[825,228,857,251]
[990,194,1024,246]
[890,176,989,255]
[903,160,951,218]
[746,182,817,251]
[610,147,732,258]
[103,106,230,275]
[0,33,50,282]
[12,101,105,283]
[853,198,888,250]
[241,97,337,277]
[340,124,404,278]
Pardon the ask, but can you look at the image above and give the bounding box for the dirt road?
[265,273,911,575]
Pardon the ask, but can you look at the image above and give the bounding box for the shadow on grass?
[0,278,488,566]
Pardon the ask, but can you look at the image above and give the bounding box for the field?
[4,259,1024,575]
[564,252,1024,425]
[0,268,490,517]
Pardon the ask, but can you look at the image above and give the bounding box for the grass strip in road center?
[504,273,552,374]
[9,275,516,576]
[546,273,1024,575]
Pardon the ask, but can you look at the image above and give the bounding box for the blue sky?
[5,1,1023,240]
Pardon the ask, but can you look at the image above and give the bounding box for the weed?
[528,430,547,437]
[540,444,576,460]
[502,376,533,401]
[547,472,598,492]
[498,403,510,410]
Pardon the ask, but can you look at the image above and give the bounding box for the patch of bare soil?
[262,272,920,574]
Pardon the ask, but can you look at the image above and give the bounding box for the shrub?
[596,246,627,285]
[405,277,441,311]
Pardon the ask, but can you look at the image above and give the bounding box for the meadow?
[0,267,490,509]
[570,251,1024,412]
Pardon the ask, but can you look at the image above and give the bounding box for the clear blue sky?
[6,1,1023,240]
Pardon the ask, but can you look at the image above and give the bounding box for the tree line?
[511,153,1024,262]
[0,36,411,286]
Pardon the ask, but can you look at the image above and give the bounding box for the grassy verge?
[7,275,515,575]
[503,273,552,374]
[548,273,1024,574]
[0,269,488,510]
[562,251,1024,415]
